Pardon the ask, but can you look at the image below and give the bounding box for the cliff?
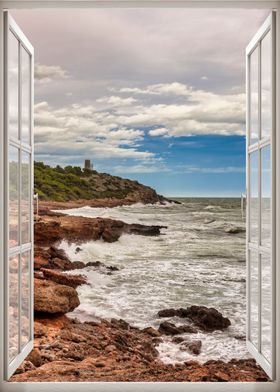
[34,161,168,204]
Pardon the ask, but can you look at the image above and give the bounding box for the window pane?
[21,47,31,145]
[250,249,259,348]
[8,31,19,140]
[261,146,271,246]
[21,251,30,348]
[21,152,31,244]
[9,146,19,247]
[261,252,272,363]
[9,254,19,362]
[261,31,272,140]
[250,151,258,243]
[250,48,259,145]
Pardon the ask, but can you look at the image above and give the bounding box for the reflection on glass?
[250,249,258,348]
[21,152,30,244]
[9,146,19,247]
[250,48,259,145]
[21,47,31,145]
[9,30,19,140]
[21,251,30,348]
[261,253,272,363]
[261,146,271,246]
[261,31,271,140]
[250,152,258,243]
[9,255,19,362]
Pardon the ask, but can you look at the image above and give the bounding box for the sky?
[12,8,269,197]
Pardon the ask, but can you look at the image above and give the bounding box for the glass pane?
[21,251,30,348]
[9,146,19,247]
[250,249,259,348]
[250,48,259,145]
[21,152,31,244]
[261,252,272,363]
[8,31,19,140]
[250,151,258,243]
[21,47,31,145]
[9,254,19,362]
[261,146,271,246]
[261,31,272,140]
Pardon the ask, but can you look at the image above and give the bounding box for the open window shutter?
[246,11,276,379]
[4,11,34,379]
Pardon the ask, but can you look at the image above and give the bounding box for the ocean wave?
[59,199,247,364]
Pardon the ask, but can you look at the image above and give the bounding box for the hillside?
[34,161,167,204]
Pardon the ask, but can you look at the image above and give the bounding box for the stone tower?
[84,159,93,170]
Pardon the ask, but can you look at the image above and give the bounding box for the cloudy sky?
[12,8,269,196]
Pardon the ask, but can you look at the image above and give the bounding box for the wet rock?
[158,306,230,332]
[157,308,178,318]
[142,327,161,337]
[75,247,82,253]
[172,336,185,344]
[183,305,231,331]
[41,268,87,288]
[179,340,202,355]
[158,321,196,336]
[34,278,80,314]
[225,226,245,234]
[35,215,166,247]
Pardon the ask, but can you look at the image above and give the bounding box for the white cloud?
[34,101,154,161]
[35,63,70,84]
[149,128,170,137]
[184,165,245,174]
[201,76,208,81]
[117,83,193,97]
[113,83,245,137]
[97,95,137,107]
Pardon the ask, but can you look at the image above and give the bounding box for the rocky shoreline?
[11,203,269,382]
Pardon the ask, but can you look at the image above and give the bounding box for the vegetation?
[34,161,139,201]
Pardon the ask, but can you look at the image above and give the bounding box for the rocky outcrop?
[34,278,80,314]
[11,315,269,382]
[157,306,231,331]
[40,269,87,288]
[158,321,197,336]
[35,246,118,274]
[35,215,166,247]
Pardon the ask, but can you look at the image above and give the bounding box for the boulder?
[41,268,87,288]
[26,348,42,367]
[183,305,231,331]
[34,278,80,314]
[179,339,202,355]
[157,308,178,318]
[158,306,231,331]
[158,321,196,336]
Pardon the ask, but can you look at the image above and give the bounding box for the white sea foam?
[60,198,248,364]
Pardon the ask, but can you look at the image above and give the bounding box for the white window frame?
[246,12,276,379]
[4,11,34,379]
[0,1,280,392]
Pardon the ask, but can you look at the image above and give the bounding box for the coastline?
[12,199,269,382]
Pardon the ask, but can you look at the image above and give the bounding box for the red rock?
[34,278,80,314]
[41,268,87,288]
[26,348,42,367]
[35,215,166,247]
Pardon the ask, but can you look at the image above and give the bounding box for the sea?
[58,198,250,364]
